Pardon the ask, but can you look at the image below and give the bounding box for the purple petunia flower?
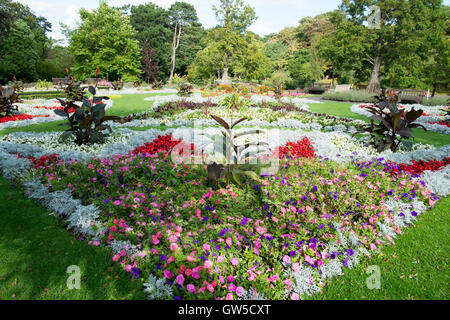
[347,248,354,256]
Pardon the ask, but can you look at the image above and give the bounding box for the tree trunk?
[367,55,382,94]
[168,24,182,85]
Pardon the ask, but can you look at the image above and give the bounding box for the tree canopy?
[67,0,141,81]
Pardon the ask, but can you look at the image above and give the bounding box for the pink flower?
[163,270,173,279]
[113,200,121,206]
[256,226,265,235]
[235,286,245,297]
[226,293,234,300]
[187,255,195,262]
[370,243,377,250]
[176,274,185,286]
[292,263,301,273]
[217,255,225,263]
[227,276,234,282]
[283,279,291,288]
[203,243,210,251]
[230,258,239,266]
[187,284,196,293]
[282,255,291,264]
[204,260,213,269]
[125,265,132,272]
[317,260,323,267]
[291,292,299,300]
[112,254,120,261]
[170,243,179,251]
[267,274,279,282]
[226,237,232,246]
[228,283,237,292]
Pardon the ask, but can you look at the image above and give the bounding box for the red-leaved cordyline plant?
[354,90,426,153]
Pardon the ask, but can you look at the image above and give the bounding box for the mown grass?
[309,196,450,300]
[0,176,146,300]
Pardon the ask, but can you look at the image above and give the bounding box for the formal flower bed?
[118,96,363,132]
[351,104,450,134]
[0,98,114,129]
[1,125,446,301]
[1,91,449,300]
[19,134,437,300]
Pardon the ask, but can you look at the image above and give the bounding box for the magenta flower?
[235,286,245,297]
[187,284,196,293]
[175,274,185,286]
[163,270,173,279]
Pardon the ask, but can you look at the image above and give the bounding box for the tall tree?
[0,19,39,83]
[130,3,172,81]
[320,0,445,93]
[66,1,141,81]
[0,0,51,83]
[141,41,161,85]
[167,2,200,85]
[212,0,257,83]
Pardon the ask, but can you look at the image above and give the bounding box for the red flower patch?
[390,157,450,175]
[131,134,196,157]
[0,114,50,123]
[17,153,61,169]
[427,121,450,128]
[276,138,316,159]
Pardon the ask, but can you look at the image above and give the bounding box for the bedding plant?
[27,133,438,300]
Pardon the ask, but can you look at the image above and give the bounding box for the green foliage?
[177,82,193,97]
[0,1,51,83]
[55,86,121,146]
[130,3,172,81]
[18,91,66,100]
[63,72,84,103]
[36,45,74,81]
[320,1,447,91]
[0,19,40,83]
[355,90,426,152]
[67,1,141,81]
[0,85,19,117]
[208,113,267,187]
[7,77,24,92]
[112,80,124,91]
[35,79,53,90]
[422,96,450,107]
[322,90,378,103]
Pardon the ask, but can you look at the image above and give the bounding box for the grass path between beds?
[0,177,146,300]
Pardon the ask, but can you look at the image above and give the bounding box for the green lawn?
[0,177,146,300]
[310,196,450,300]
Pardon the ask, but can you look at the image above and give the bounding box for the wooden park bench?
[307,82,332,94]
[387,88,427,104]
